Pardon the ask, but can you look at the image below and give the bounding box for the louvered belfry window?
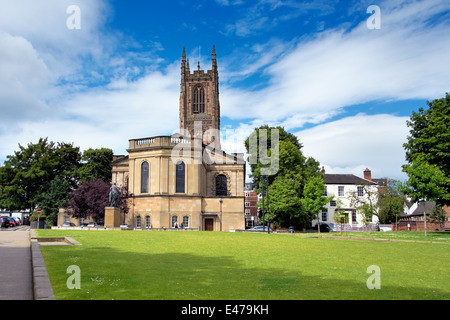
[193,86,205,113]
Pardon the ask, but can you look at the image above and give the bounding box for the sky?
[0,0,449,182]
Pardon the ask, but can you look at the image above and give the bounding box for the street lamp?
[219,198,223,232]
[260,157,270,234]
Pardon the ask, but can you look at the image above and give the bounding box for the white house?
[314,168,381,230]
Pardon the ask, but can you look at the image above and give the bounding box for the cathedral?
[111,47,246,231]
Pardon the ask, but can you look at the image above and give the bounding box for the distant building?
[317,167,380,229]
[244,182,258,228]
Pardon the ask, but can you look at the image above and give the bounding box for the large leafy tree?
[245,126,322,229]
[0,138,81,213]
[402,93,450,206]
[0,137,115,224]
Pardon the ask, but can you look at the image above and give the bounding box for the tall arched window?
[176,161,185,193]
[215,174,228,196]
[193,87,205,113]
[141,161,149,193]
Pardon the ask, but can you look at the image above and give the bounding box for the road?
[0,226,34,300]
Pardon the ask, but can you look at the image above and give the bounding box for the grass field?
[36,230,450,300]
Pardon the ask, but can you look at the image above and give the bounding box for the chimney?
[364,168,372,181]
[321,166,325,175]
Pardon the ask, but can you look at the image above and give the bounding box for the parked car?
[87,222,97,227]
[248,225,273,232]
[8,217,17,227]
[62,222,75,227]
[13,217,21,226]
[1,217,10,228]
[317,223,334,232]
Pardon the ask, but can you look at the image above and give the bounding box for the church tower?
[179,46,221,149]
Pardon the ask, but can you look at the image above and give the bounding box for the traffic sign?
[37,209,41,215]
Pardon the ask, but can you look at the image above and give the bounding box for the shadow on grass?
[42,245,450,300]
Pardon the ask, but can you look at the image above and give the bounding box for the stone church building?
[111,47,246,231]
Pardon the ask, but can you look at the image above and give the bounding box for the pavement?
[0,226,55,300]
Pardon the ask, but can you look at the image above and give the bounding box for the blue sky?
[1,0,450,182]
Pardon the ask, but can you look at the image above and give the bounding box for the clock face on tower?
[179,46,221,149]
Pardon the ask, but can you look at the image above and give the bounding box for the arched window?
[176,161,185,193]
[141,161,149,193]
[193,87,205,113]
[215,174,228,196]
[145,215,151,228]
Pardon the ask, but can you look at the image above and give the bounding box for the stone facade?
[112,47,245,231]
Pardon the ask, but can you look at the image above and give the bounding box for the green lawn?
[36,230,450,300]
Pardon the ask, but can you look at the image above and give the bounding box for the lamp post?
[260,158,270,234]
[219,198,223,232]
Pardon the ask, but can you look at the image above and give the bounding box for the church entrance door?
[205,218,214,231]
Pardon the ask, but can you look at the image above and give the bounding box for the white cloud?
[219,0,450,125]
[296,113,410,181]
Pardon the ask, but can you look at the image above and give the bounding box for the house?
[397,200,450,231]
[244,182,258,228]
[316,167,380,230]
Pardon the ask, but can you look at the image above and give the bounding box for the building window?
[145,215,151,228]
[182,216,189,228]
[193,87,205,113]
[172,215,178,228]
[323,186,327,196]
[245,202,250,207]
[141,161,149,194]
[245,191,250,197]
[136,215,141,228]
[338,186,345,197]
[357,186,364,197]
[216,174,228,196]
[176,161,185,193]
[330,200,336,207]
[352,210,357,223]
[245,209,250,215]
[321,209,328,221]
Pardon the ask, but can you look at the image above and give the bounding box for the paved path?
[0,228,34,300]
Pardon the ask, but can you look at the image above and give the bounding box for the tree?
[78,148,113,183]
[66,179,110,222]
[377,179,406,224]
[301,175,333,233]
[66,179,129,223]
[401,159,449,205]
[402,93,450,206]
[0,138,81,212]
[245,125,322,229]
[39,176,72,225]
[429,204,446,229]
